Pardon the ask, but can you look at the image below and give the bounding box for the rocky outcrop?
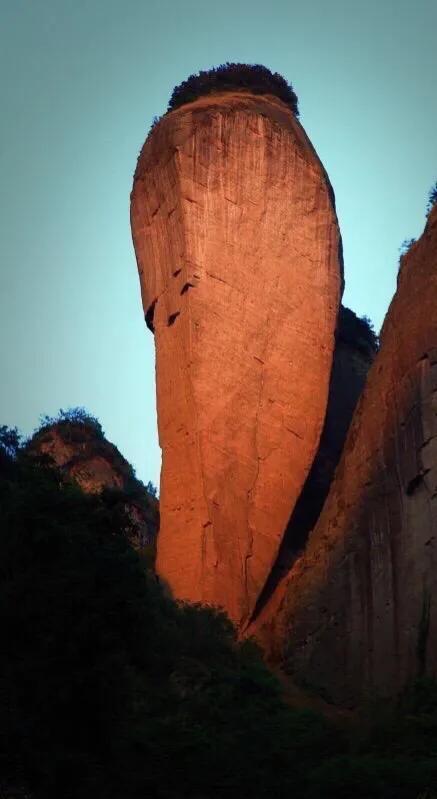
[252,207,437,704]
[131,89,343,624]
[251,306,377,617]
[28,421,159,550]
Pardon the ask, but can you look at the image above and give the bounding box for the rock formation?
[28,420,159,550]
[251,206,437,704]
[251,305,377,617]
[131,85,343,624]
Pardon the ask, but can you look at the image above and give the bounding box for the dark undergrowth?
[1,426,437,799]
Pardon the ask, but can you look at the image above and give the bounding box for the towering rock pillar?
[131,86,343,624]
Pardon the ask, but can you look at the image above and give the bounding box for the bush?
[167,62,299,117]
[397,237,417,279]
[399,237,416,258]
[338,306,379,355]
[145,480,158,498]
[0,444,333,798]
[3,427,437,798]
[0,425,21,459]
[426,180,437,216]
[35,407,104,440]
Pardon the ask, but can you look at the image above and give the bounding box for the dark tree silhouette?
[427,179,437,215]
[167,63,299,117]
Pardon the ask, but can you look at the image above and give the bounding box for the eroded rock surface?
[251,306,377,618]
[28,421,159,550]
[252,207,437,703]
[131,91,343,624]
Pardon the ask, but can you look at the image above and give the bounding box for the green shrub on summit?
[167,62,299,116]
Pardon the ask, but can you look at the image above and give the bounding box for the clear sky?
[1,0,436,486]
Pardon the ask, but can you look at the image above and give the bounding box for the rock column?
[131,91,343,624]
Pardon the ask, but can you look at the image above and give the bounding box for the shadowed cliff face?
[251,207,437,703]
[131,91,343,625]
[250,306,377,622]
[28,422,159,550]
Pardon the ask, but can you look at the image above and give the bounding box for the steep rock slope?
[250,306,377,618]
[252,207,437,703]
[28,421,159,549]
[131,90,343,624]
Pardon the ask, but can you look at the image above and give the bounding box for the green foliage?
[36,407,104,440]
[2,437,437,798]
[308,679,437,798]
[167,62,299,117]
[359,315,379,350]
[145,479,158,498]
[398,237,416,274]
[0,446,327,798]
[426,180,437,216]
[0,426,21,459]
[400,238,416,257]
[307,754,437,799]
[30,408,159,501]
[338,306,379,355]
[137,539,157,569]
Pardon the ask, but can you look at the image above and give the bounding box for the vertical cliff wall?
[131,91,343,625]
[252,207,437,703]
[250,305,377,618]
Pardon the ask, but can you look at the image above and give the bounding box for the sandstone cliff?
[252,207,437,703]
[131,89,343,624]
[28,420,159,550]
[251,305,377,618]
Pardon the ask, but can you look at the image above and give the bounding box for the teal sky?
[1,0,436,486]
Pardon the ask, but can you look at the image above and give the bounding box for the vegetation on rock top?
[148,63,299,134]
[397,178,437,277]
[337,306,379,355]
[24,409,159,564]
[27,406,157,500]
[34,406,105,441]
[168,63,299,116]
[426,179,437,216]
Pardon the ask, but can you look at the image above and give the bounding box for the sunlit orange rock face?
[252,207,437,703]
[131,92,343,624]
[252,306,377,615]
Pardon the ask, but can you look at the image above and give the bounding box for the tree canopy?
[167,63,299,117]
[2,428,437,798]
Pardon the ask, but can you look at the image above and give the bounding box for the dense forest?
[1,421,437,798]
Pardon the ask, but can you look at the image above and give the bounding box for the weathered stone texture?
[252,207,437,703]
[250,306,376,619]
[131,92,343,624]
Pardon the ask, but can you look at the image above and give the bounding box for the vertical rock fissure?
[244,367,265,619]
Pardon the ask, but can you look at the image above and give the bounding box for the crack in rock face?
[250,206,437,704]
[131,90,343,625]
